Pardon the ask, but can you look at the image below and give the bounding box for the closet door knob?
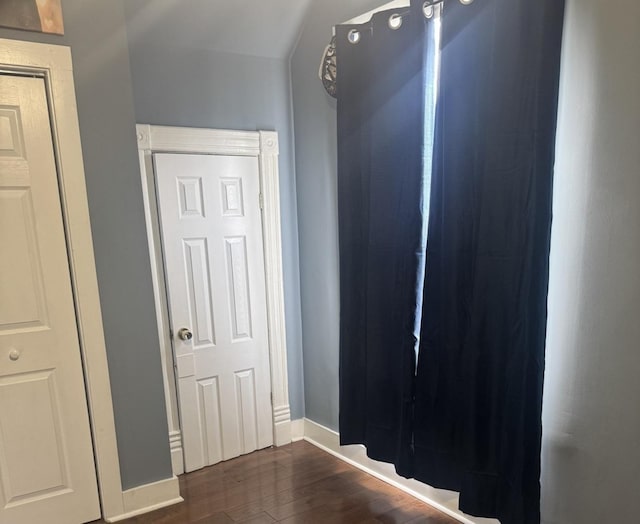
[9,349,20,361]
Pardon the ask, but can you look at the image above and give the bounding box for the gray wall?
[542,0,640,522]
[123,38,305,419]
[0,1,172,490]
[290,0,383,430]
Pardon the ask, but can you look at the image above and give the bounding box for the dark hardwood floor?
[97,441,458,523]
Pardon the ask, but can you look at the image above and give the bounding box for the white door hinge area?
[259,192,264,210]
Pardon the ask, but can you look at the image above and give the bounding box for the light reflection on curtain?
[336,3,439,474]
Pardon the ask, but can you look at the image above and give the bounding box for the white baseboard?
[290,418,305,441]
[105,476,183,522]
[302,419,497,524]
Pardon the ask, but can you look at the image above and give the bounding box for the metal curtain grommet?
[348,29,361,44]
[423,2,435,18]
[388,13,403,30]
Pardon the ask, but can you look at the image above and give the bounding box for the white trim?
[258,130,292,447]
[0,39,125,520]
[139,126,260,157]
[137,147,182,460]
[291,419,305,442]
[106,477,182,523]
[302,419,497,524]
[169,431,185,475]
[137,124,293,475]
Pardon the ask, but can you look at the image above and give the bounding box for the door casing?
[0,39,128,520]
[137,124,292,475]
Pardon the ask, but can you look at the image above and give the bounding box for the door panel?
[183,238,216,348]
[155,153,273,473]
[0,75,100,524]
[0,188,47,329]
[0,370,70,503]
[225,236,253,340]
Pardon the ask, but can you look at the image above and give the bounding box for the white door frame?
[0,39,129,520]
[136,124,292,475]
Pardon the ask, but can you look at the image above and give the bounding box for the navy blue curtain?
[336,6,435,472]
[413,1,565,523]
[337,1,565,523]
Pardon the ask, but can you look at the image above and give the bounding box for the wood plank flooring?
[96,441,459,524]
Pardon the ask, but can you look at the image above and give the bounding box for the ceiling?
[124,0,313,59]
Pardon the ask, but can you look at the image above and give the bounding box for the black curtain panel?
[413,1,565,523]
[336,7,436,470]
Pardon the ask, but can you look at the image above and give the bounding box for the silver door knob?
[177,328,193,341]
[9,349,20,361]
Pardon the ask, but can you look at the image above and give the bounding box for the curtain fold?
[412,1,565,523]
[337,7,436,471]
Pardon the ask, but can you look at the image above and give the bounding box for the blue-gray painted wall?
[541,1,640,522]
[0,1,173,490]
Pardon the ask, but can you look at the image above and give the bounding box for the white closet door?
[0,75,100,523]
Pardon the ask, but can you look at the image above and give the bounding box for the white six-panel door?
[154,153,273,473]
[0,75,100,523]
